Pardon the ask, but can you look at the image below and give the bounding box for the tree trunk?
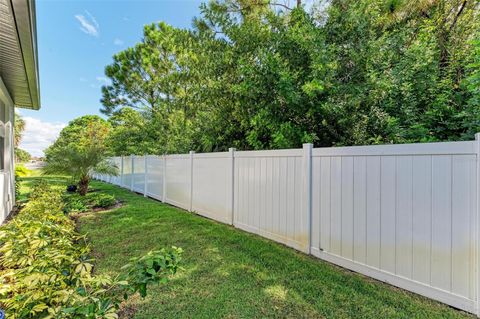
[78,175,90,196]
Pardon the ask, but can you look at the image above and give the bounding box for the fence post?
[120,156,124,188]
[162,154,167,203]
[303,143,313,255]
[476,133,480,317]
[144,155,148,197]
[130,155,134,191]
[189,151,195,212]
[229,148,236,225]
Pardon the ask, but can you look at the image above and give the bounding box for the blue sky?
[20,0,203,156]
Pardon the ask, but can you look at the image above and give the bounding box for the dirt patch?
[70,201,124,232]
[3,204,24,223]
[118,297,139,319]
[92,200,124,212]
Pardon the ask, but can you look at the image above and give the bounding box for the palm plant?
[44,146,118,195]
[14,112,25,148]
[44,119,118,195]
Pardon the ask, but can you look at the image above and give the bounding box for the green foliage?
[15,149,31,163]
[14,113,30,163]
[120,248,183,298]
[99,0,480,154]
[62,193,89,213]
[0,183,182,318]
[44,115,118,195]
[14,113,25,149]
[15,164,32,177]
[90,193,116,208]
[63,192,117,213]
[14,173,21,202]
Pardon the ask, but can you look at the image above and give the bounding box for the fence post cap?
[302,143,313,149]
[228,147,236,152]
[475,133,480,141]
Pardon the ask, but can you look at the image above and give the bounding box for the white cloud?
[96,76,108,84]
[74,10,99,37]
[19,117,66,157]
[113,38,124,46]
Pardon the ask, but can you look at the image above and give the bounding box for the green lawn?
[20,174,473,318]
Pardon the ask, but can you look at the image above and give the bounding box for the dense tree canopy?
[100,0,480,155]
[44,115,117,195]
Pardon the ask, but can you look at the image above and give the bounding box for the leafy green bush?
[14,172,21,203]
[14,164,31,177]
[88,193,116,208]
[62,193,89,213]
[63,192,117,213]
[0,183,182,318]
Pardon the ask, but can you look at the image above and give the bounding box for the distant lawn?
[20,175,473,318]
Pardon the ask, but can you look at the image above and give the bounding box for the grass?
[20,174,474,319]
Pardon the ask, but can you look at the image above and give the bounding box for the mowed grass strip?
[21,175,473,318]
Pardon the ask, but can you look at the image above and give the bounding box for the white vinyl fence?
[93,136,480,316]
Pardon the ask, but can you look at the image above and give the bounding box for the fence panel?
[132,155,145,193]
[111,157,122,186]
[95,139,480,315]
[310,141,478,313]
[165,154,190,210]
[192,152,232,224]
[234,149,308,252]
[146,155,164,201]
[122,156,132,189]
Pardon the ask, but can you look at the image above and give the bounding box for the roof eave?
[11,0,40,110]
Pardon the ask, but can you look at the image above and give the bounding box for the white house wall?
[0,76,16,224]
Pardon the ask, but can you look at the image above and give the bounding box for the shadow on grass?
[71,180,474,319]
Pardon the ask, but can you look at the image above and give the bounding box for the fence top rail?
[194,152,229,159]
[110,140,476,160]
[312,140,476,157]
[165,154,190,159]
[235,148,303,158]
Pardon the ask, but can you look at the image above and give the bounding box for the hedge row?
[0,182,181,318]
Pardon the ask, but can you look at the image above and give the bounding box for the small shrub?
[14,164,31,177]
[62,192,116,213]
[89,193,116,208]
[14,172,21,202]
[63,193,89,213]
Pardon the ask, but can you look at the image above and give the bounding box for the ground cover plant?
[0,178,182,318]
[19,175,470,319]
[63,192,117,213]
